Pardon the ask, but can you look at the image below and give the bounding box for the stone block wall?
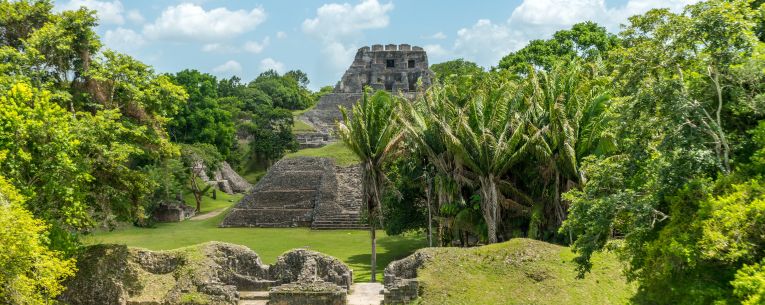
[269,282,347,305]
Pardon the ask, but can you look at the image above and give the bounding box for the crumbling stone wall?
[382,250,433,305]
[60,242,354,305]
[269,281,347,305]
[152,201,196,222]
[335,44,432,94]
[198,160,253,195]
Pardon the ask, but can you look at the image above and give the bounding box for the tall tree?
[337,90,403,282]
[438,75,534,243]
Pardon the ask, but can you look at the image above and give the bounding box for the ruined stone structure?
[198,161,254,195]
[222,44,431,230]
[60,242,353,305]
[382,250,433,304]
[152,201,196,222]
[220,157,367,230]
[298,44,433,146]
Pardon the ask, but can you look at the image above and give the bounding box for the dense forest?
[2,0,765,304]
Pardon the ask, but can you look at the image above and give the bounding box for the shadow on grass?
[346,232,427,279]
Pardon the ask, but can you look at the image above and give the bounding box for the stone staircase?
[312,165,369,230]
[220,157,369,230]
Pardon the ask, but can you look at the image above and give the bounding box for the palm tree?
[525,62,615,239]
[437,75,536,244]
[399,81,464,246]
[337,90,403,282]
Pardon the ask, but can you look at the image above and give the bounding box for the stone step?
[239,291,269,300]
[313,224,370,230]
[238,300,268,305]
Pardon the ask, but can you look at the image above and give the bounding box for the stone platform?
[219,157,368,230]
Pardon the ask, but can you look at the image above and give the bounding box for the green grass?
[292,119,317,132]
[241,169,267,185]
[284,142,360,166]
[85,194,424,282]
[182,189,244,214]
[292,106,317,132]
[416,238,636,305]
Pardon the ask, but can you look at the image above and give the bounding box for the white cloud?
[126,9,144,24]
[276,31,287,39]
[58,0,124,24]
[213,60,242,74]
[423,44,449,61]
[201,43,237,53]
[445,0,700,68]
[103,28,145,52]
[453,19,522,66]
[260,58,285,73]
[425,32,447,40]
[143,3,266,42]
[303,0,393,73]
[243,37,270,54]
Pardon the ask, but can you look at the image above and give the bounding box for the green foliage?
[498,21,618,74]
[0,172,76,304]
[733,259,765,305]
[429,58,484,83]
[169,70,235,157]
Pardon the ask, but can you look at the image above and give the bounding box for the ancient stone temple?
[298,44,434,148]
[221,44,432,229]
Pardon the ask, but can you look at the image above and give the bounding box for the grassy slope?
[86,194,424,282]
[284,142,360,166]
[292,107,317,132]
[417,238,635,305]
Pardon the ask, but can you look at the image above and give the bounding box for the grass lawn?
[416,238,635,304]
[182,189,244,214]
[85,194,425,282]
[284,142,360,166]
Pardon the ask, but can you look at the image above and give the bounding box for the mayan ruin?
[220,44,433,230]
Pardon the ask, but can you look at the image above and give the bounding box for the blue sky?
[54,0,698,90]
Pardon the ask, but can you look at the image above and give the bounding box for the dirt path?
[190,208,225,221]
[347,283,384,305]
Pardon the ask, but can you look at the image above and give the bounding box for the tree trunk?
[479,175,498,244]
[426,176,433,247]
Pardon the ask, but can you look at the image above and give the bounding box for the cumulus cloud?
[103,28,145,52]
[243,37,270,54]
[303,0,393,73]
[143,3,266,42]
[423,44,449,62]
[58,0,124,24]
[260,58,285,73]
[446,0,700,68]
[126,9,144,24]
[212,60,242,75]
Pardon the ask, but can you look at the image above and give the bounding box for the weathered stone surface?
[219,157,366,230]
[297,44,433,146]
[270,249,353,290]
[217,161,253,193]
[269,281,347,305]
[382,250,433,305]
[334,44,432,94]
[152,201,196,222]
[60,242,354,305]
[196,161,252,195]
